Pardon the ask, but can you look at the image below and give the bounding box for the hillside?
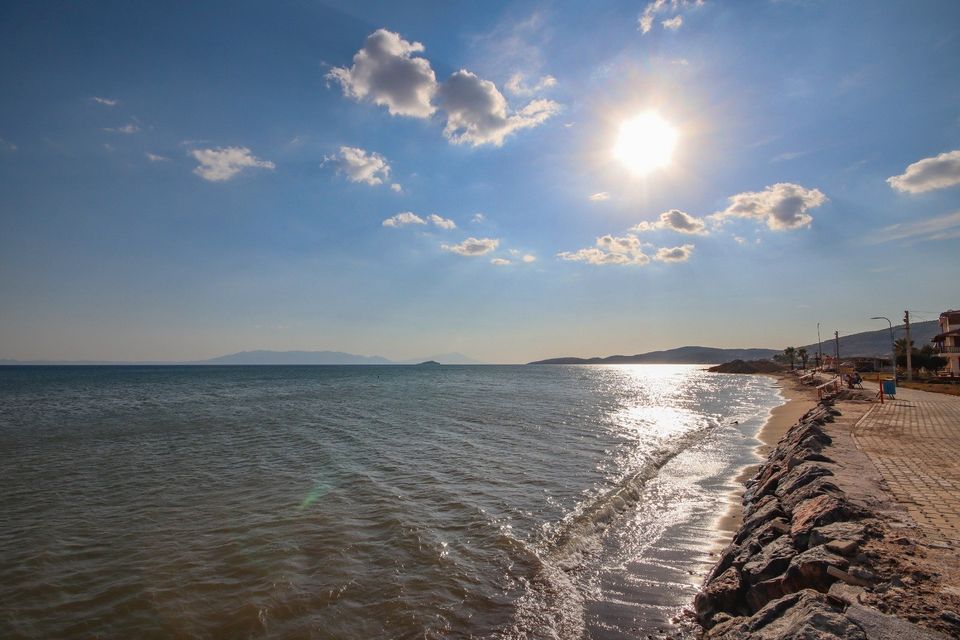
[529,346,779,365]
[799,320,938,358]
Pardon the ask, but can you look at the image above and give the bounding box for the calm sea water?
[0,365,782,639]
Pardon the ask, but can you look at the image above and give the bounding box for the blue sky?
[1,0,959,363]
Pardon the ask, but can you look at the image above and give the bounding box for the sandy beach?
[716,372,817,536]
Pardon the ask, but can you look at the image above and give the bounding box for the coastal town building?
[932,309,960,377]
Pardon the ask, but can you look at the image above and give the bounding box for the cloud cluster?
[558,235,651,265]
[711,183,826,230]
[427,213,456,229]
[886,150,960,194]
[504,73,557,97]
[558,235,696,266]
[191,147,275,182]
[382,211,456,229]
[655,244,694,262]
[438,70,560,146]
[639,0,703,34]
[324,146,392,186]
[92,96,118,107]
[329,29,560,147]
[327,29,437,118]
[104,123,139,134]
[631,209,707,234]
[442,237,500,256]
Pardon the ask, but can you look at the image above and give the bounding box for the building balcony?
[938,346,960,354]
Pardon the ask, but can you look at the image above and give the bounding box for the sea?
[0,364,783,639]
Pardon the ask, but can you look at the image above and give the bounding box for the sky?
[1,0,959,363]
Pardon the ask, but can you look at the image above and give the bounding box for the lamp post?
[870,316,895,379]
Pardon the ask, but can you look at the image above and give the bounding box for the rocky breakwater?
[694,401,951,639]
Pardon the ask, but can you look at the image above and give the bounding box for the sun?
[613,111,678,175]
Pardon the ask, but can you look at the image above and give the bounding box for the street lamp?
[870,316,895,379]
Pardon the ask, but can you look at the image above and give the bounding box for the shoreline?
[716,373,817,537]
[694,379,960,637]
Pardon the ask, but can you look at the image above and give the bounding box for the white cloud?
[654,244,694,262]
[472,213,486,223]
[491,258,511,265]
[327,29,437,118]
[557,234,651,265]
[442,237,500,256]
[190,146,275,182]
[427,213,456,230]
[711,183,827,230]
[772,150,810,163]
[390,183,402,192]
[504,73,557,97]
[631,209,707,234]
[886,150,960,194]
[0,137,16,151]
[639,0,702,34]
[330,29,559,147]
[522,254,536,263]
[382,212,426,227]
[438,70,560,147]
[662,16,683,30]
[323,146,392,186]
[145,152,168,162]
[733,235,747,245]
[92,96,118,106]
[867,210,960,244]
[104,123,139,134]
[589,192,611,202]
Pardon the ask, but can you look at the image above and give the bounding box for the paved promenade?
[853,382,960,545]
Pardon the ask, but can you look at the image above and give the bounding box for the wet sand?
[716,373,817,536]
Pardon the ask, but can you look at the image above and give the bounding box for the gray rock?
[737,498,785,545]
[808,521,870,548]
[827,581,864,605]
[845,604,950,639]
[743,535,797,586]
[787,545,849,592]
[696,566,745,626]
[710,590,866,639]
[775,463,835,501]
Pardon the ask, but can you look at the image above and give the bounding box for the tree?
[797,347,809,370]
[895,343,948,374]
[784,346,797,370]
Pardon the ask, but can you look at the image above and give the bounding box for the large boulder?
[708,590,867,639]
[696,566,745,626]
[743,535,797,586]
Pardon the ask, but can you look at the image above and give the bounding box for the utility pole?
[834,330,840,379]
[904,310,913,381]
[817,322,823,370]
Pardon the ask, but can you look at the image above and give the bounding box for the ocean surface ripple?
[0,364,781,639]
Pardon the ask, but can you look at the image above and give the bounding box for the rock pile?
[694,402,949,639]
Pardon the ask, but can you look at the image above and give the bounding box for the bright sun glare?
[613,111,678,175]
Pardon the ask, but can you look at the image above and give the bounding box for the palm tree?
[784,346,797,370]
[797,347,808,370]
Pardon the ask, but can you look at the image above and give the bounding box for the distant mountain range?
[0,350,483,366]
[1,321,942,366]
[528,346,780,365]
[527,320,943,365]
